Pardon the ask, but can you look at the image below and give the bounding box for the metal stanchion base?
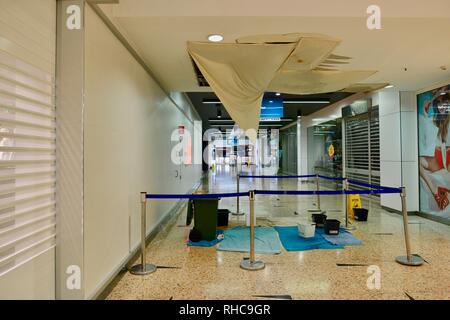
[395,255,424,266]
[240,259,265,271]
[232,211,245,216]
[129,263,157,275]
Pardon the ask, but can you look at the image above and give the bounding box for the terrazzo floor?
[104,166,450,300]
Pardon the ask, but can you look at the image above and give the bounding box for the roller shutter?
[0,0,56,279]
[345,106,380,194]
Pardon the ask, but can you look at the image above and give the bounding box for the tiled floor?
[105,166,450,300]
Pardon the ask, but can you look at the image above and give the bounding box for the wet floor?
[105,165,450,300]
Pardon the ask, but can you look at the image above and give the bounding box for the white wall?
[83,6,202,298]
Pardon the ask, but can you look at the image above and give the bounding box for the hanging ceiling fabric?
[187,33,378,140]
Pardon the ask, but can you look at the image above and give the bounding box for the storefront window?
[307,119,342,180]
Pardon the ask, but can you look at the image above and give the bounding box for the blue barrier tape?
[346,189,402,195]
[239,174,316,179]
[145,192,248,199]
[144,187,402,199]
[255,190,335,196]
[254,188,402,196]
[238,174,399,192]
[347,179,401,192]
[318,175,345,181]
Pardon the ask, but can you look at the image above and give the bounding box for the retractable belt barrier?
[130,174,423,275]
[253,189,402,195]
[238,174,317,179]
[145,192,248,199]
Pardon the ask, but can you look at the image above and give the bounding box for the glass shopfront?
[280,126,297,175]
[307,119,343,180]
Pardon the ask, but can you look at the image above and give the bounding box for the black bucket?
[324,219,341,235]
[312,213,327,227]
[353,208,369,221]
[217,209,230,227]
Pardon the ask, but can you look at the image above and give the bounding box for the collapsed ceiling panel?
[187,33,380,139]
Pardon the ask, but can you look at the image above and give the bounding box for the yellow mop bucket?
[347,194,362,219]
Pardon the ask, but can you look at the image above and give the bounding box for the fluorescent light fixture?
[209,118,292,123]
[284,100,329,104]
[203,100,221,104]
[203,101,218,104]
[319,124,336,127]
[260,118,281,122]
[275,93,281,96]
[312,118,330,122]
[209,119,234,123]
[211,124,283,128]
[203,99,329,105]
[211,124,234,127]
[207,34,224,42]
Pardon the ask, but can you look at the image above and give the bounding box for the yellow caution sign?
[347,194,362,219]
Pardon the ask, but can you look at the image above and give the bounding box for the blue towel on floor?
[188,230,224,247]
[274,226,344,251]
[322,230,362,246]
[218,226,281,254]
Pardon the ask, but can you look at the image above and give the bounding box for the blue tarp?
[322,231,363,246]
[274,226,346,251]
[187,230,224,247]
[218,226,282,254]
[275,226,362,251]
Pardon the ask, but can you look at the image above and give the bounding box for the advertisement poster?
[418,84,450,223]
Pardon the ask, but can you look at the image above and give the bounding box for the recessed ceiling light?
[207,34,224,42]
[385,84,394,89]
[275,93,281,96]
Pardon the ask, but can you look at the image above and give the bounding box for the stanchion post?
[240,190,265,271]
[316,174,321,211]
[344,178,349,228]
[130,192,157,275]
[343,178,356,231]
[395,187,424,266]
[232,174,244,216]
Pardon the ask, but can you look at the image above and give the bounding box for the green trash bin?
[192,198,218,241]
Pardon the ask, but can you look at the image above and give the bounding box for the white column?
[379,91,419,212]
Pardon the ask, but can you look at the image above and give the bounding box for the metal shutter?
[345,106,380,193]
[0,0,56,277]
